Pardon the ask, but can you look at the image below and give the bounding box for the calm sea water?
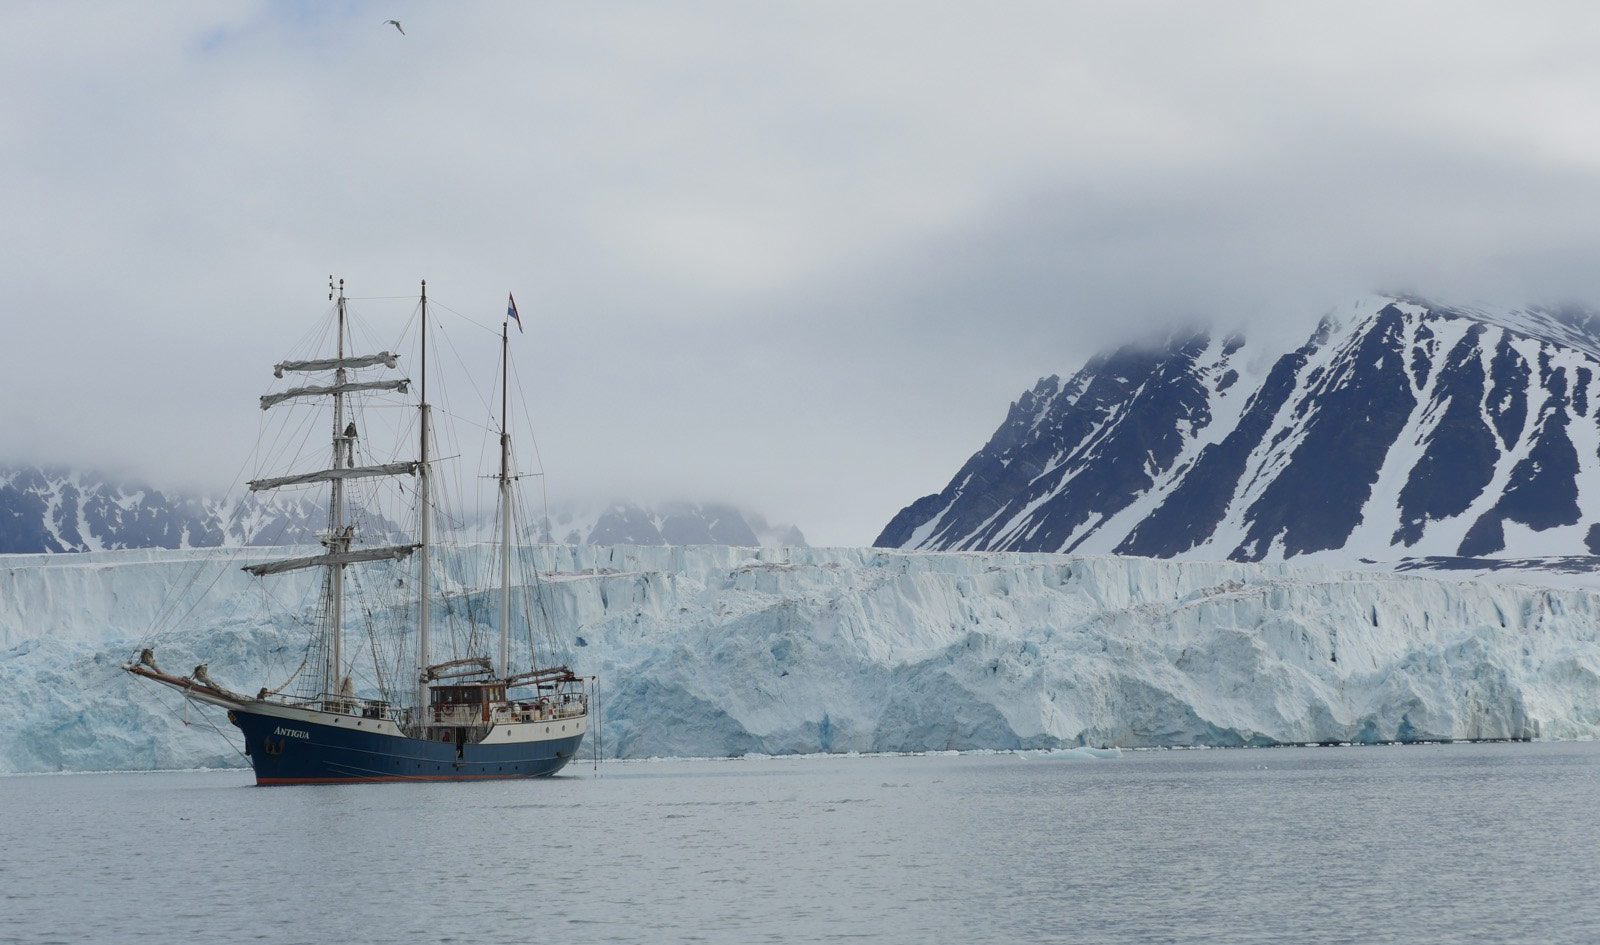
[3,743,1597,945]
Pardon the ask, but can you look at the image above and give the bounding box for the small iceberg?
[1035,747,1121,761]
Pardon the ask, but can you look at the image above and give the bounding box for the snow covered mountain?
[0,465,331,553]
[538,500,807,548]
[878,296,1600,562]
[0,467,806,554]
[3,544,1597,772]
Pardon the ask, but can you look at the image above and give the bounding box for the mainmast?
[328,278,348,700]
[417,281,433,715]
[498,317,512,679]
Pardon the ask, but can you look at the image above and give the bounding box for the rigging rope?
[188,696,251,763]
[150,688,249,763]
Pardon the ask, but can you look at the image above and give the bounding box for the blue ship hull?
[231,708,585,785]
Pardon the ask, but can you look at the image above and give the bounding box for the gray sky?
[7,2,1600,544]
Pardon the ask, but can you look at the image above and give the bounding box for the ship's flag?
[508,293,523,333]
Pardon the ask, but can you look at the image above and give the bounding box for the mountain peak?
[543,499,807,548]
[0,467,812,554]
[878,295,1600,562]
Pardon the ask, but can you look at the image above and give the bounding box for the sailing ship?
[125,279,588,784]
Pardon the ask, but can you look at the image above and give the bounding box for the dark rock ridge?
[878,296,1600,561]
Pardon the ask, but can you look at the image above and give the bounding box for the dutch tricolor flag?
[507,293,523,333]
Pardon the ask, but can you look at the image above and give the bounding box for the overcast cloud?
[6,2,1600,544]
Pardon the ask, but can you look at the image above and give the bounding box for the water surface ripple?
[2,742,1596,944]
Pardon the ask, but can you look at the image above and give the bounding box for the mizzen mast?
[498,315,512,679]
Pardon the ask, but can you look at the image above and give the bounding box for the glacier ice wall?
[3,545,1599,773]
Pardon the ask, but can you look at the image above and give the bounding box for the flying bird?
[383,19,404,35]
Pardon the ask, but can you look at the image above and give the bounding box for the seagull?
[383,19,405,35]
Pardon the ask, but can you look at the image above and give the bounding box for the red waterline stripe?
[256,773,535,785]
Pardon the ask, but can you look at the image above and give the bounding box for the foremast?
[328,282,347,699]
[243,277,419,708]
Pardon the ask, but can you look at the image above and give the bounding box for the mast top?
[501,315,509,438]
[420,280,428,406]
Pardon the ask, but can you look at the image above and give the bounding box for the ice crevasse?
[1,544,1597,773]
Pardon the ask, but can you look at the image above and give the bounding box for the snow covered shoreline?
[2,545,1598,773]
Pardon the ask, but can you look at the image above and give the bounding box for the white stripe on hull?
[238,699,587,744]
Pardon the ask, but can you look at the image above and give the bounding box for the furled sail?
[242,543,422,577]
[247,461,418,492]
[261,378,410,410]
[273,352,399,377]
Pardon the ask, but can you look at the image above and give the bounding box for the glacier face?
[877,296,1600,562]
[3,544,1598,773]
